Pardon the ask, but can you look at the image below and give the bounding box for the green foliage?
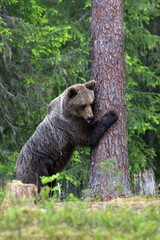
[124,0,160,179]
[0,1,72,148]
[0,151,18,186]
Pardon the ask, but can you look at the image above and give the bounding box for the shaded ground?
[53,195,160,212]
[88,196,160,212]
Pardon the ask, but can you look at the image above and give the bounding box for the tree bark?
[88,0,132,200]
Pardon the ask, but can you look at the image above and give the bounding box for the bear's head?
[64,80,96,123]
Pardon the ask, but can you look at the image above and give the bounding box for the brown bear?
[15,80,118,192]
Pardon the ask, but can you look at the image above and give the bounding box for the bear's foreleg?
[81,110,118,147]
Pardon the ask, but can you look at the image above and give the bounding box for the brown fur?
[15,80,118,192]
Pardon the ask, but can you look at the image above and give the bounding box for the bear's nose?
[88,115,94,121]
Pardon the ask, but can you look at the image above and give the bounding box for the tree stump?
[134,168,157,196]
[2,180,39,207]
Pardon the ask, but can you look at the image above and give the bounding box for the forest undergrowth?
[1,192,160,240]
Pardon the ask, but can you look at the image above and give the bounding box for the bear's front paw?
[105,110,119,121]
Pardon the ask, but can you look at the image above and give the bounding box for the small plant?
[40,186,51,201]
[92,195,101,202]
[40,173,62,200]
[0,188,5,205]
[97,157,125,197]
[81,188,91,199]
[66,193,79,202]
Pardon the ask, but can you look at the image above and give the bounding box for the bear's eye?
[80,105,86,110]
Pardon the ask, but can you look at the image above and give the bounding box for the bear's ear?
[47,100,55,114]
[68,87,77,98]
[47,105,52,114]
[84,80,96,90]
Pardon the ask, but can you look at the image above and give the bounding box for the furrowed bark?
[88,0,132,200]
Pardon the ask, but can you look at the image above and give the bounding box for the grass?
[0,194,160,240]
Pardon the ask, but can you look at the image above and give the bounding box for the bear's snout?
[87,114,94,124]
[88,115,94,121]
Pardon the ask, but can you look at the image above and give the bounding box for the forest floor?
[0,195,160,240]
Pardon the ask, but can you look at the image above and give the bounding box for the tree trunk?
[88,0,132,200]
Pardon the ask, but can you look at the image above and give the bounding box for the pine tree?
[88,0,132,200]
